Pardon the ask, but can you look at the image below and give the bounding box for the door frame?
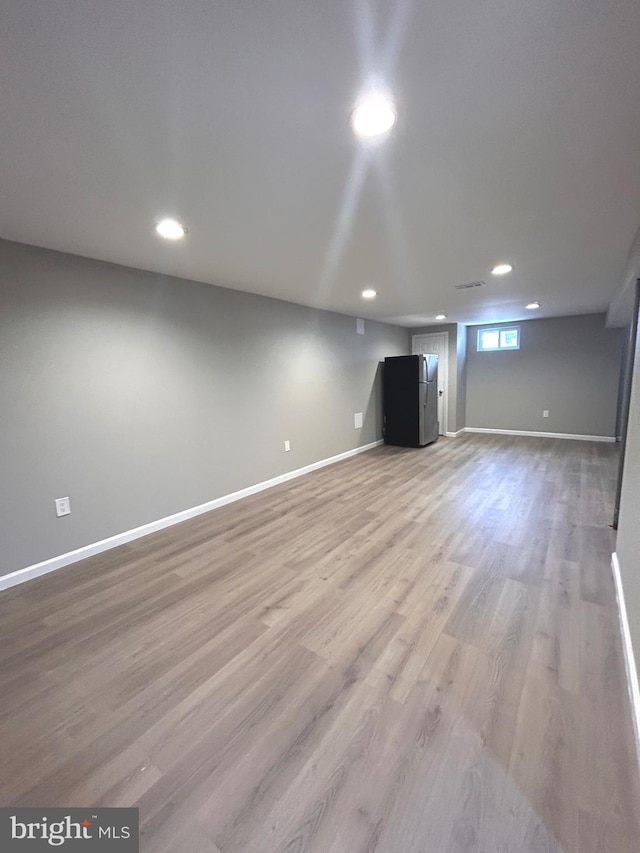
[412,332,449,435]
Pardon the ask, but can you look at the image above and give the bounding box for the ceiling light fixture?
[525,301,540,310]
[491,263,513,276]
[435,313,447,320]
[351,94,397,139]
[361,288,377,299]
[155,218,186,240]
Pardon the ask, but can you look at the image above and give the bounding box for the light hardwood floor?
[0,434,638,852]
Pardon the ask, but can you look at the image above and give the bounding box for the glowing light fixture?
[351,95,397,138]
[155,218,186,240]
[491,263,513,276]
[361,288,377,299]
[525,301,540,310]
[435,313,447,320]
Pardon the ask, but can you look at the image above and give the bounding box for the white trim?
[464,427,615,443]
[0,440,384,593]
[445,429,466,437]
[611,552,640,768]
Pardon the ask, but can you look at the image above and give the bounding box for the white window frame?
[477,326,520,352]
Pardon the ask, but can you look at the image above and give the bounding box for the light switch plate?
[356,318,365,335]
[354,412,363,429]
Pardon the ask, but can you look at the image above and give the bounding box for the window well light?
[155,218,186,240]
[525,301,540,310]
[435,313,447,321]
[351,95,397,139]
[361,288,377,299]
[491,263,514,276]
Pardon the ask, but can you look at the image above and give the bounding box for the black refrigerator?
[383,354,439,447]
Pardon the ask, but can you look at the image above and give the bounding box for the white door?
[412,332,448,435]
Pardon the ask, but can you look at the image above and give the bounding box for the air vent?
[454,280,486,290]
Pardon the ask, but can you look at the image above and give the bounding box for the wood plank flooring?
[0,434,638,852]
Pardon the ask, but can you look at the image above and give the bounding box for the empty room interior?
[2,2,640,852]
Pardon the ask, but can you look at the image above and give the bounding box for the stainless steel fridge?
[383,354,439,447]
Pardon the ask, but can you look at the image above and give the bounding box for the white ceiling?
[2,0,640,327]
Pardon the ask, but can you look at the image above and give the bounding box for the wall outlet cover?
[543,410,550,418]
[354,412,363,429]
[284,440,291,452]
[55,496,71,517]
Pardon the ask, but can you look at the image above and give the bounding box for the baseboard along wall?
[611,552,640,773]
[0,440,384,593]
[463,427,615,442]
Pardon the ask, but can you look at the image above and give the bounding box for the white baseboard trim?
[445,429,466,438]
[611,552,640,769]
[0,440,384,593]
[464,427,615,443]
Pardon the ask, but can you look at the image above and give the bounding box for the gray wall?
[0,239,408,576]
[466,314,624,436]
[617,307,640,713]
[456,325,467,431]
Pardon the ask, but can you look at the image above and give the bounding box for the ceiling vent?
[454,280,486,290]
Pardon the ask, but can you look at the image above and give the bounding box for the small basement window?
[477,326,520,352]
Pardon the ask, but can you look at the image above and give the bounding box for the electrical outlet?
[354,412,363,429]
[284,440,291,452]
[55,496,71,517]
[543,410,550,418]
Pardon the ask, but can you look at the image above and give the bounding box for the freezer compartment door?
[426,354,438,383]
[420,354,428,383]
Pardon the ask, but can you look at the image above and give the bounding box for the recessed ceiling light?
[435,313,447,320]
[351,95,397,139]
[525,301,540,310]
[155,218,186,240]
[361,288,377,299]
[491,263,513,276]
